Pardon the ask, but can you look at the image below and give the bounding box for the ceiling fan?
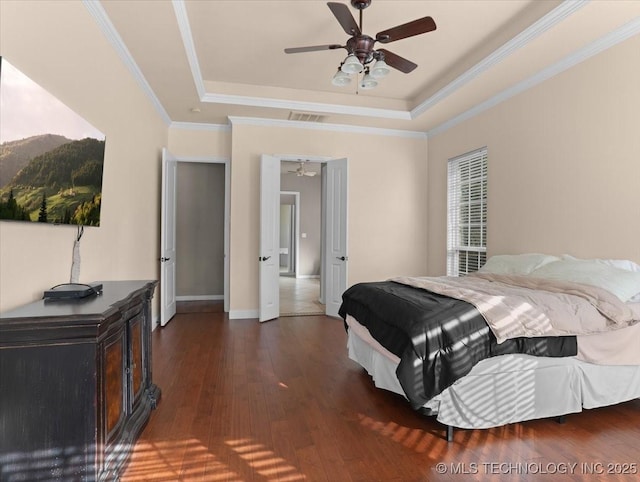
[284,0,436,90]
[287,162,318,177]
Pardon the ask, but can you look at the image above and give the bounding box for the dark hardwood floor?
[122,306,640,481]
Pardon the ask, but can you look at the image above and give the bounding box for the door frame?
[280,191,300,277]
[162,154,231,314]
[260,154,347,320]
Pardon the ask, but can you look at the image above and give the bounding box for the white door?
[259,154,281,322]
[160,148,177,326]
[324,158,348,317]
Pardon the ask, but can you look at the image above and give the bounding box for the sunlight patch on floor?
[225,438,307,481]
[122,436,310,481]
[121,439,242,481]
[357,413,448,457]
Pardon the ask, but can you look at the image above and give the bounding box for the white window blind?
[447,147,487,276]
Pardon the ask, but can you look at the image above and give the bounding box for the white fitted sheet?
[346,315,640,429]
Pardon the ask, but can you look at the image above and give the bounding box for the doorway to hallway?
[259,155,348,322]
[279,277,324,316]
[279,164,323,317]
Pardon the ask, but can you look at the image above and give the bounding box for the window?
[447,147,487,276]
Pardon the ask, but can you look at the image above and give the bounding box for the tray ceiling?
[96,0,640,134]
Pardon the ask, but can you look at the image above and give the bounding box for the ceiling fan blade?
[304,172,318,177]
[376,16,436,44]
[328,2,361,36]
[285,44,344,54]
[377,49,417,73]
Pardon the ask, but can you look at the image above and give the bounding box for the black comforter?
[339,281,577,409]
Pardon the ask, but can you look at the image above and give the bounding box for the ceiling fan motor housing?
[351,0,372,9]
[346,35,376,65]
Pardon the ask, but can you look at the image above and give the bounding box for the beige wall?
[427,35,640,275]
[0,1,168,313]
[168,125,428,315]
[230,124,429,314]
[167,128,231,159]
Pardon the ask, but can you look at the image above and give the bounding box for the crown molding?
[411,0,588,118]
[172,116,425,139]
[171,0,206,98]
[201,92,411,120]
[426,16,640,138]
[228,116,427,139]
[82,0,172,126]
[170,121,231,132]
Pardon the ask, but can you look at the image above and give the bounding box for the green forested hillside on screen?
[0,134,70,187]
[0,136,105,225]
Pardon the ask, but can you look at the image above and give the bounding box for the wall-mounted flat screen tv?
[0,56,106,226]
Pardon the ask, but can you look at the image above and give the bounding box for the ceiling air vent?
[288,112,326,123]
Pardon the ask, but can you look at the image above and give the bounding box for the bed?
[338,254,640,440]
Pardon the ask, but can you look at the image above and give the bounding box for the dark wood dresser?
[0,280,160,481]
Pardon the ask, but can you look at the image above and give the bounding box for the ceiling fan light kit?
[360,71,378,90]
[341,53,364,74]
[332,69,352,86]
[284,0,436,91]
[369,59,390,78]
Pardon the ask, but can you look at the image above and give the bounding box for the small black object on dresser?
[0,280,160,481]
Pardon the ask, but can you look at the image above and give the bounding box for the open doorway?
[172,159,229,317]
[279,161,324,316]
[259,154,347,322]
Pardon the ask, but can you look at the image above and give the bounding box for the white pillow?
[531,259,640,302]
[479,253,560,275]
[561,254,640,273]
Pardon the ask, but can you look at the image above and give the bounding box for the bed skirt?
[346,316,640,429]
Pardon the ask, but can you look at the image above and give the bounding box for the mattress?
[346,315,640,429]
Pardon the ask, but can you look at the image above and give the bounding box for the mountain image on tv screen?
[0,56,106,226]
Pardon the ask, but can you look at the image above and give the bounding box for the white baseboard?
[296,275,320,279]
[176,295,224,301]
[229,309,259,319]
